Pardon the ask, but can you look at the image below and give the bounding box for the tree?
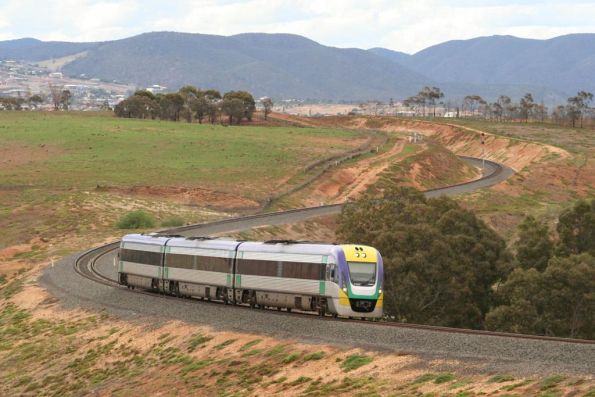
[28,94,44,109]
[495,95,512,121]
[60,89,72,110]
[514,216,553,272]
[223,91,256,122]
[552,105,567,126]
[0,97,24,110]
[158,93,185,121]
[48,84,63,111]
[178,85,201,100]
[422,86,444,117]
[189,96,209,124]
[463,95,486,117]
[486,254,594,339]
[221,98,245,125]
[403,94,425,116]
[567,91,593,128]
[133,90,156,101]
[114,95,159,119]
[203,89,222,101]
[519,93,535,122]
[262,97,273,120]
[556,199,595,256]
[337,187,509,329]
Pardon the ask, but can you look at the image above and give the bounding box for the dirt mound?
[102,185,260,211]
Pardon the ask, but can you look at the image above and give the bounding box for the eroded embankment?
[318,116,569,172]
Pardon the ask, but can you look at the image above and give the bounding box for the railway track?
[69,155,593,345]
[78,241,595,345]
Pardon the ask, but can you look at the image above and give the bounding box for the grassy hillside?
[0,112,363,197]
[0,111,364,254]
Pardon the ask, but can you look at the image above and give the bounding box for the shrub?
[340,354,373,372]
[116,210,155,229]
[160,216,184,228]
[434,373,455,384]
[303,351,325,361]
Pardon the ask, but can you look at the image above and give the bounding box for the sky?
[0,0,594,53]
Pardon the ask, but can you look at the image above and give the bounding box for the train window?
[120,249,162,266]
[237,259,325,280]
[282,261,323,280]
[196,256,230,273]
[237,259,277,277]
[329,264,337,282]
[166,253,194,269]
[167,254,231,272]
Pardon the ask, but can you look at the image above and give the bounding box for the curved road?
[40,156,595,374]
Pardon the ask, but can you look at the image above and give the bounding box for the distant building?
[146,84,167,93]
[49,72,63,79]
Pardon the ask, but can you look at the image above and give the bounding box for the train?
[117,233,384,318]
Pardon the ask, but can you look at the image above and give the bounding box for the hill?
[1,32,594,101]
[0,37,98,61]
[60,32,430,101]
[372,34,595,97]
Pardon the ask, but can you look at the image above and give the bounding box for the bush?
[337,186,509,329]
[340,354,373,371]
[116,210,155,229]
[160,216,184,228]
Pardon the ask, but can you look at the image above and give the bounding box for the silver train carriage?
[117,234,384,318]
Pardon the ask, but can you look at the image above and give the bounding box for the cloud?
[0,0,593,51]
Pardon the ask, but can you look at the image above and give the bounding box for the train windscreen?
[347,262,376,286]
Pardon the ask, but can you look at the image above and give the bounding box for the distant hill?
[371,34,595,99]
[368,47,411,65]
[0,38,98,61]
[1,32,594,102]
[32,32,429,101]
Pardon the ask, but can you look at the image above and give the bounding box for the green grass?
[434,373,455,384]
[116,210,155,229]
[160,215,184,227]
[442,118,595,154]
[283,352,301,364]
[238,339,262,352]
[187,334,213,352]
[213,339,236,350]
[413,373,436,384]
[340,354,373,372]
[303,351,325,361]
[489,374,515,383]
[541,375,565,390]
[0,112,362,198]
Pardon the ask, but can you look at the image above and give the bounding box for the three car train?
[117,233,384,318]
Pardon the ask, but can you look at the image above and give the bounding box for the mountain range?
[1,32,594,103]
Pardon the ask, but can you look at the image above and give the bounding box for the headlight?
[379,289,382,294]
[342,287,347,292]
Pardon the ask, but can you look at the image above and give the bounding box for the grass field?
[0,112,364,198]
[442,118,595,154]
[0,111,367,259]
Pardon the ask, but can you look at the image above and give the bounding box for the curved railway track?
[69,155,593,345]
[79,241,595,345]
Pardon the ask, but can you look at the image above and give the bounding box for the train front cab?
[327,244,383,318]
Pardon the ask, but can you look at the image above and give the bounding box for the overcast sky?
[0,0,594,53]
